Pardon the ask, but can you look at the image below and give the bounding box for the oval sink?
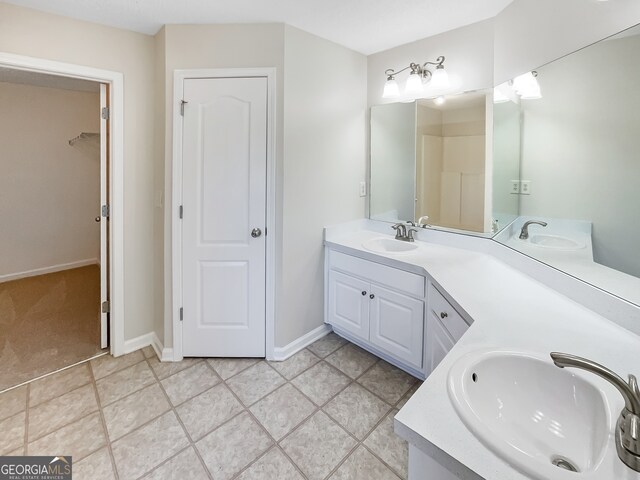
[362,237,419,254]
[519,234,585,250]
[448,350,611,479]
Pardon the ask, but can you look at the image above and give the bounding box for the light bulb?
[382,78,400,99]
[404,72,424,97]
[434,96,446,106]
[493,86,510,103]
[430,67,450,89]
[520,86,542,100]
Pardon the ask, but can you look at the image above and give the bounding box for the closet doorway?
[0,67,110,391]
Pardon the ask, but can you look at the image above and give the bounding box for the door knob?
[95,216,101,223]
[251,228,262,238]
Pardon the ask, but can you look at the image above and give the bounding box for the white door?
[369,285,424,369]
[328,270,370,340]
[99,84,109,349]
[182,77,267,357]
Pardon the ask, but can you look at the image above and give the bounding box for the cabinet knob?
[440,312,448,319]
[370,294,375,299]
[361,291,367,296]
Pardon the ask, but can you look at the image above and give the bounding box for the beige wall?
[0,82,100,279]
[281,25,367,346]
[0,2,157,341]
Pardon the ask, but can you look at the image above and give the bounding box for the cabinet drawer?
[329,250,425,298]
[428,283,469,342]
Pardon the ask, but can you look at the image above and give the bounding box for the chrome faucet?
[551,352,640,472]
[392,223,418,242]
[519,220,548,240]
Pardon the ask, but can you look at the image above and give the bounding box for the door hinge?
[101,107,110,120]
[180,100,188,116]
[179,307,183,321]
[179,205,183,219]
[102,301,110,313]
[102,204,110,218]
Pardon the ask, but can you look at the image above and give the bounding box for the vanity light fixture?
[383,56,451,99]
[493,71,542,103]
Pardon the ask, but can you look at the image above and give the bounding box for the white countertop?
[324,224,640,480]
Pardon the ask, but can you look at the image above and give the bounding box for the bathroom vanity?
[324,221,640,480]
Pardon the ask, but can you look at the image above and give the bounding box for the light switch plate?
[510,180,521,194]
[359,181,367,197]
[521,180,531,195]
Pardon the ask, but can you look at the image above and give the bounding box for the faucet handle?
[630,375,640,399]
[407,228,419,241]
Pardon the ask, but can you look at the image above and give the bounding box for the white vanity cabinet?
[425,284,469,373]
[327,250,425,373]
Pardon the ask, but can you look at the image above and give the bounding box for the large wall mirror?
[492,23,640,306]
[370,91,492,234]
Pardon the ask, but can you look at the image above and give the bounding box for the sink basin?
[448,350,611,479]
[518,233,585,250]
[362,237,419,254]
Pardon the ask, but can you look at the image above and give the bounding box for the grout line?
[87,358,120,480]
[23,384,30,455]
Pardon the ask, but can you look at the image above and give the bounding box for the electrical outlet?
[521,180,532,195]
[510,180,521,194]
[359,181,367,197]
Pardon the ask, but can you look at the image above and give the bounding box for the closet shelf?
[68,132,99,146]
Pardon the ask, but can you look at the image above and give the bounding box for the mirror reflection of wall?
[370,92,490,234]
[492,101,521,232]
[493,24,640,305]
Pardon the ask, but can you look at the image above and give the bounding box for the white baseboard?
[272,324,332,361]
[161,347,175,362]
[0,258,99,283]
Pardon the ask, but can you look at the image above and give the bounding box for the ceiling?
[4,0,514,55]
[0,67,100,92]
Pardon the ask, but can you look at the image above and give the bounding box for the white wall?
[519,32,640,278]
[0,81,100,280]
[281,25,367,346]
[494,0,640,83]
[0,3,157,341]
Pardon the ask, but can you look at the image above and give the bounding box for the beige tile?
[74,447,115,480]
[96,361,156,406]
[0,411,25,455]
[0,385,27,421]
[307,333,347,358]
[29,363,92,407]
[325,344,378,379]
[291,362,350,406]
[250,384,315,440]
[281,411,356,480]
[111,411,189,479]
[268,349,320,380]
[6,446,24,456]
[196,411,273,480]
[207,358,259,380]
[226,362,286,406]
[28,384,98,440]
[90,350,145,380]
[364,410,408,479]
[28,412,106,462]
[330,445,401,480]
[324,383,391,440]
[397,382,422,409]
[143,447,209,480]
[161,362,220,406]
[237,447,304,480]
[102,383,170,441]
[147,356,201,380]
[142,345,156,359]
[358,361,417,405]
[176,384,243,441]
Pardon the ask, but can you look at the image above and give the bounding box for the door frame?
[171,68,277,361]
[0,52,125,356]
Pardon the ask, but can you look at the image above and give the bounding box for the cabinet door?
[425,313,455,376]
[369,285,424,369]
[328,270,370,340]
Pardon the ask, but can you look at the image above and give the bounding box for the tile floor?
[0,333,422,480]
